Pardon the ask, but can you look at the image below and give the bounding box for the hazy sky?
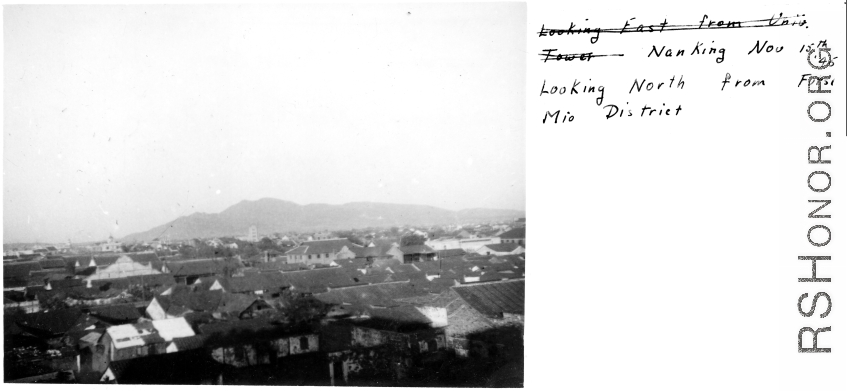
[3,4,526,244]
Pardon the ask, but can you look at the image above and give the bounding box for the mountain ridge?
[120,198,524,242]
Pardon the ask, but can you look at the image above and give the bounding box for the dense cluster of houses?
[4,222,526,385]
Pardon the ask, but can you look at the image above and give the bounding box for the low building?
[284,239,358,266]
[100,235,123,253]
[200,317,321,368]
[386,245,437,264]
[497,227,525,247]
[425,237,501,252]
[83,254,164,281]
[92,317,199,376]
[432,279,524,358]
[475,243,526,256]
[163,258,241,285]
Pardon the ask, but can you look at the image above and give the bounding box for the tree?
[241,244,260,259]
[257,237,277,251]
[400,234,426,247]
[279,291,332,325]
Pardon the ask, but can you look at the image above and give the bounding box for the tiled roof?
[3,261,43,279]
[79,331,103,345]
[216,293,261,315]
[351,271,393,285]
[489,254,525,264]
[90,273,175,290]
[192,276,228,292]
[277,267,363,293]
[452,279,525,318]
[497,227,525,239]
[315,281,429,307]
[165,258,241,277]
[480,243,523,252]
[350,245,393,258]
[370,258,402,272]
[198,316,312,347]
[413,261,447,274]
[334,258,370,269]
[58,253,164,273]
[47,278,85,290]
[155,290,226,313]
[90,304,142,323]
[285,239,357,256]
[388,263,420,274]
[227,274,289,293]
[38,258,68,270]
[255,260,292,271]
[434,248,467,258]
[16,307,84,335]
[397,245,435,254]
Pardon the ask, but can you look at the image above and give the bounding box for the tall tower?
[248,225,259,242]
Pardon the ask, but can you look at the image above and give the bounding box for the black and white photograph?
[3,3,526,386]
[6,1,846,390]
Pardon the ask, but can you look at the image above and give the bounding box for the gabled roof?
[64,252,163,270]
[192,276,228,292]
[497,227,525,239]
[285,239,357,256]
[216,293,261,316]
[452,279,524,318]
[79,331,103,345]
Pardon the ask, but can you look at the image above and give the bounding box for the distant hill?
[120,198,524,242]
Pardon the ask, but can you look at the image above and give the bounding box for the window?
[308,255,312,260]
[316,254,321,259]
[299,336,309,351]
